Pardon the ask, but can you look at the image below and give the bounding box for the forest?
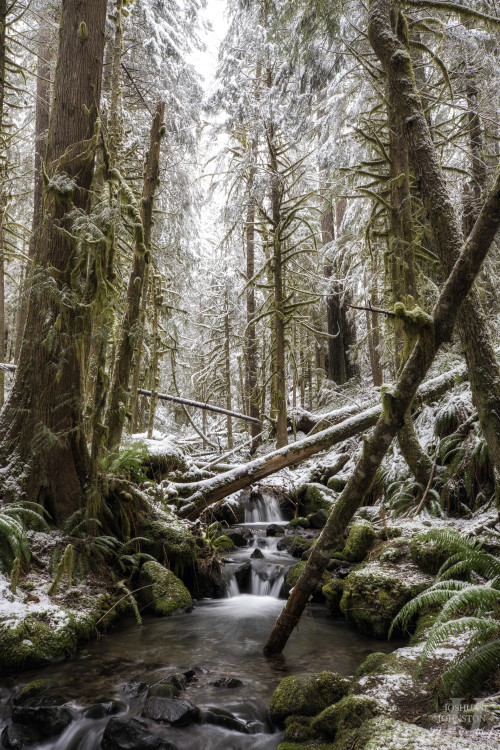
[1,0,500,748]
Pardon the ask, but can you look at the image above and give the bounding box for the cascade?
[225,491,292,599]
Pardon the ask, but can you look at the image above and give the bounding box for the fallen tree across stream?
[173,365,466,519]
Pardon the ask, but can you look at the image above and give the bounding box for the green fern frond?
[389,580,469,636]
[440,638,500,695]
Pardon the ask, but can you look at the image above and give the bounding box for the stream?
[0,492,396,749]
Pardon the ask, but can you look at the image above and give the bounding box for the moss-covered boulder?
[0,594,118,671]
[212,534,236,553]
[283,716,315,743]
[283,562,330,602]
[340,563,432,638]
[322,578,344,614]
[137,517,197,577]
[348,716,478,750]
[377,537,409,565]
[297,484,334,516]
[410,532,448,574]
[290,536,314,558]
[311,695,381,740]
[139,561,192,616]
[342,520,377,563]
[269,671,350,726]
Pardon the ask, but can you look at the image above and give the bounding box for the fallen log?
[135,387,261,425]
[289,363,467,433]
[174,366,465,519]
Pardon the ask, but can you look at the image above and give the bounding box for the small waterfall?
[243,492,284,524]
[249,566,285,597]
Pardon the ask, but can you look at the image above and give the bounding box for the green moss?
[410,532,448,574]
[289,536,313,558]
[285,562,330,600]
[284,716,314,742]
[326,476,346,492]
[269,671,350,726]
[377,538,409,565]
[277,745,335,750]
[137,519,197,576]
[139,561,192,616]
[340,564,431,638]
[14,679,58,705]
[289,517,310,529]
[322,579,344,614]
[212,534,236,552]
[342,520,377,562]
[298,484,332,516]
[312,695,381,740]
[349,716,475,750]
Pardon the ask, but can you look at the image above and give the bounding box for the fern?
[391,527,500,695]
[100,442,149,483]
[0,501,49,574]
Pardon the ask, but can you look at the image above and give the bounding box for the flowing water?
[0,492,397,749]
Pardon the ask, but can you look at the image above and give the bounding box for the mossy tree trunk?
[369,0,500,477]
[106,101,165,450]
[0,0,108,524]
[262,0,500,656]
[245,135,261,449]
[263,158,500,654]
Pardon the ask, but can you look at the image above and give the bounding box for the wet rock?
[1,723,41,750]
[289,536,313,558]
[269,671,350,726]
[209,676,244,688]
[201,707,251,733]
[251,548,264,559]
[277,536,294,551]
[266,524,284,537]
[123,681,148,696]
[147,684,179,700]
[212,534,236,553]
[83,701,124,719]
[234,561,251,590]
[12,679,58,706]
[142,697,199,726]
[308,508,329,529]
[11,704,73,736]
[225,528,253,547]
[101,717,177,749]
[138,561,192,616]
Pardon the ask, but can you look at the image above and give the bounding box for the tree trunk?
[106,102,165,449]
[0,0,108,524]
[263,149,500,654]
[245,126,261,448]
[369,0,500,477]
[224,293,233,448]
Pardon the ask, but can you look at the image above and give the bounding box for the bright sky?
[189,0,228,95]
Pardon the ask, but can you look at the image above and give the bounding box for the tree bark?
[369,0,500,477]
[106,102,165,449]
[0,0,108,524]
[263,151,500,654]
[175,365,467,519]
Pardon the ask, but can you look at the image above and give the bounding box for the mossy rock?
[277,744,335,750]
[312,695,381,740]
[322,578,344,614]
[212,534,236,553]
[290,536,314,558]
[139,561,192,616]
[284,716,315,743]
[354,651,398,679]
[269,671,350,726]
[326,476,347,492]
[410,532,449,575]
[298,484,333,516]
[284,562,330,602]
[342,520,377,563]
[137,518,198,578]
[348,716,478,750]
[340,563,432,638]
[288,517,310,529]
[13,679,58,705]
[377,538,409,565]
[0,593,119,671]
